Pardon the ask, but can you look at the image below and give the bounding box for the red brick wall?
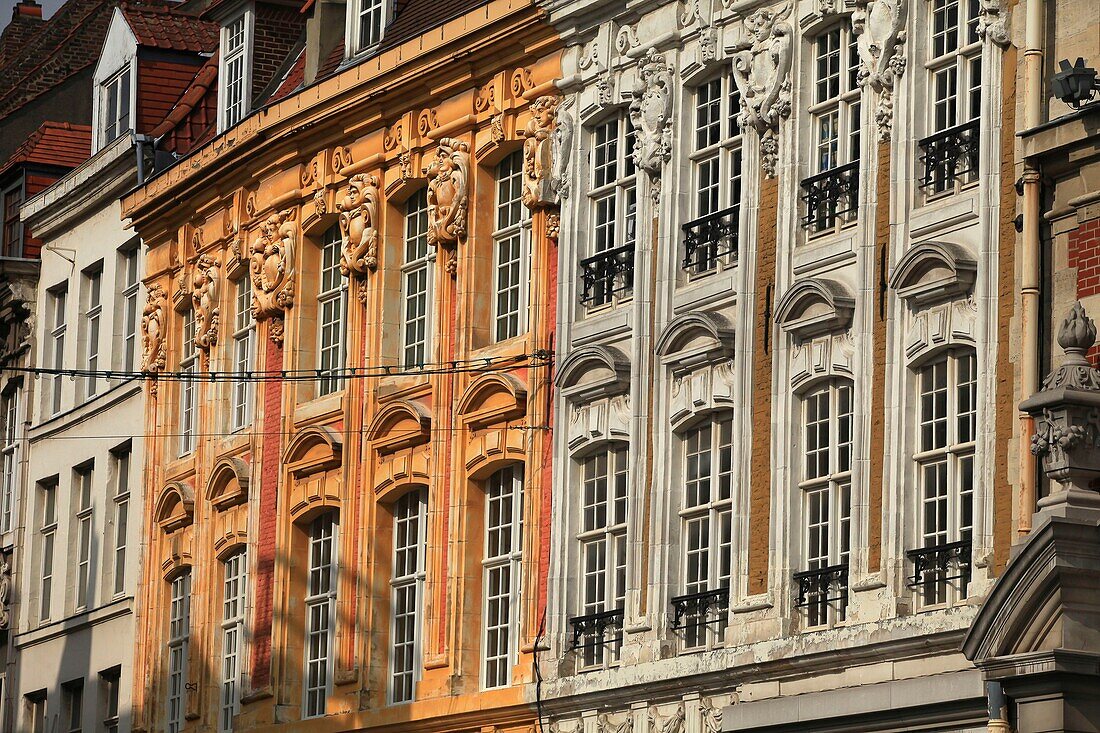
[251,5,305,103]
[1069,217,1100,298]
[136,57,206,135]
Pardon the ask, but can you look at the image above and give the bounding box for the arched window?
[685,75,741,274]
[391,489,426,702]
[317,225,347,396]
[304,512,337,717]
[483,465,523,688]
[910,349,975,606]
[674,415,733,650]
[493,151,528,342]
[166,571,192,733]
[402,191,432,367]
[220,549,247,733]
[795,379,852,628]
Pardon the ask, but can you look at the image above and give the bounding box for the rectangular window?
[166,572,191,733]
[39,480,57,621]
[101,68,131,146]
[111,447,130,596]
[99,667,120,733]
[318,226,347,396]
[494,151,527,342]
[220,14,249,130]
[305,514,336,717]
[483,465,523,688]
[74,464,94,610]
[391,490,426,702]
[120,247,140,373]
[49,286,68,415]
[401,191,432,367]
[2,184,23,258]
[353,0,386,51]
[179,309,198,456]
[231,278,254,429]
[1,390,17,533]
[26,691,47,733]
[83,268,102,399]
[63,679,83,733]
[221,550,247,732]
[583,117,637,307]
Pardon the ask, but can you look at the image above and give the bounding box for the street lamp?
[1051,57,1100,110]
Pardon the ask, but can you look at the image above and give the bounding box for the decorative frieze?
[338,173,381,300]
[730,4,794,177]
[249,209,297,344]
[425,138,470,256]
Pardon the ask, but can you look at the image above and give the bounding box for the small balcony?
[800,161,859,234]
[681,206,739,275]
[794,563,848,628]
[569,607,624,669]
[670,587,729,649]
[906,538,972,607]
[579,244,634,308]
[918,119,980,195]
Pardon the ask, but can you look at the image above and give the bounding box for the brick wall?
[1069,218,1100,298]
[251,5,305,103]
[867,142,891,573]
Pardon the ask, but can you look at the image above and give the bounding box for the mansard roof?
[120,2,218,52]
[0,120,91,178]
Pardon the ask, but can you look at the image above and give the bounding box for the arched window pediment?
[155,481,195,533]
[457,373,527,430]
[655,312,735,373]
[284,425,343,478]
[775,278,855,341]
[890,241,977,308]
[367,399,432,455]
[557,345,631,402]
[206,456,250,511]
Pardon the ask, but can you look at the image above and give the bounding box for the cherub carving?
[338,174,381,277]
[141,283,167,374]
[249,209,296,343]
[191,254,220,365]
[424,138,470,249]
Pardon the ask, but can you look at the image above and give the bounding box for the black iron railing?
[682,206,739,274]
[569,608,624,667]
[906,539,972,605]
[794,563,848,627]
[670,588,729,630]
[579,244,635,307]
[918,119,980,194]
[800,161,859,233]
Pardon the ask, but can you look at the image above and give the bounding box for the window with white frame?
[802,25,861,233]
[120,247,140,373]
[483,465,523,688]
[99,667,121,733]
[911,350,976,606]
[179,309,198,456]
[73,464,94,611]
[573,446,628,669]
[220,13,250,131]
[920,0,982,193]
[581,116,637,307]
[1,390,17,534]
[304,513,337,718]
[675,416,734,650]
[62,678,83,733]
[318,226,347,396]
[493,151,528,342]
[349,0,386,54]
[796,380,852,628]
[38,479,57,622]
[49,286,67,416]
[231,277,255,429]
[82,267,102,399]
[166,571,191,733]
[101,67,131,146]
[402,191,432,368]
[111,447,130,597]
[685,76,742,274]
[391,489,426,703]
[220,549,247,732]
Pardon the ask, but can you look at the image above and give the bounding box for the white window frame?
[111,447,130,597]
[401,191,432,368]
[317,226,347,396]
[304,514,337,718]
[119,246,140,374]
[585,116,637,308]
[390,489,426,703]
[49,286,67,416]
[220,549,247,732]
[39,480,57,622]
[100,66,132,147]
[809,25,862,174]
[73,464,94,611]
[218,10,253,132]
[493,151,529,342]
[1,390,18,534]
[166,572,191,733]
[179,309,198,456]
[82,266,103,400]
[483,465,523,689]
[231,277,255,429]
[347,0,387,56]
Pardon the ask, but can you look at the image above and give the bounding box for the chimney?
[0,0,45,67]
[13,0,43,19]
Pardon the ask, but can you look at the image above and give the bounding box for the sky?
[0,0,65,33]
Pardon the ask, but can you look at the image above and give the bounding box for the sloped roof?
[269,46,306,102]
[0,121,91,177]
[120,2,219,52]
[149,51,218,154]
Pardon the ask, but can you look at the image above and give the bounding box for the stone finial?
[1040,301,1100,391]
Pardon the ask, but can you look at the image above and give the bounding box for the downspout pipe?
[1018,0,1044,536]
[986,681,1012,732]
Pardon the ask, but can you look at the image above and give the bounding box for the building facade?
[120,1,561,732]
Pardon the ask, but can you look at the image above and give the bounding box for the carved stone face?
[341,179,364,212]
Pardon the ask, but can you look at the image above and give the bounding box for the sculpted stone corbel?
[249,209,297,344]
[424,138,470,252]
[191,254,220,366]
[141,283,167,379]
[853,0,908,142]
[730,3,794,177]
[338,174,381,300]
[522,95,563,209]
[0,556,9,629]
[629,48,675,199]
[976,0,1010,46]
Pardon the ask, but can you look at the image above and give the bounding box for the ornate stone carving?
[597,713,633,733]
[554,99,575,200]
[649,705,685,733]
[699,25,718,62]
[191,254,220,366]
[398,152,413,181]
[510,67,534,97]
[424,138,470,250]
[313,189,327,217]
[615,23,640,55]
[701,697,724,733]
[490,113,505,144]
[629,47,674,191]
[417,108,438,137]
[141,283,167,375]
[249,209,297,344]
[383,123,403,152]
[730,4,794,177]
[474,81,496,113]
[0,556,10,629]
[546,212,561,240]
[332,145,353,173]
[522,95,562,209]
[853,0,908,142]
[338,174,381,285]
[1041,301,1100,392]
[976,0,1010,46]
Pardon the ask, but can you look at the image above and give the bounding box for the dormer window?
[219,11,252,131]
[101,67,132,146]
[348,0,386,55]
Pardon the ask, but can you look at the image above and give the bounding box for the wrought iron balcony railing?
[800,161,859,233]
[794,563,848,627]
[918,119,980,195]
[671,588,729,649]
[579,244,635,307]
[906,538,972,606]
[569,607,624,668]
[682,206,739,274]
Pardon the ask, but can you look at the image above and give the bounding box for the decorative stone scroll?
[249,209,297,344]
[853,0,907,142]
[522,95,563,209]
[629,48,675,196]
[730,4,794,177]
[191,254,220,367]
[338,174,381,301]
[425,138,470,254]
[141,283,167,377]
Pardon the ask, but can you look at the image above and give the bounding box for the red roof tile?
[120,3,219,53]
[269,46,305,102]
[0,121,91,177]
[317,37,344,78]
[149,52,218,156]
